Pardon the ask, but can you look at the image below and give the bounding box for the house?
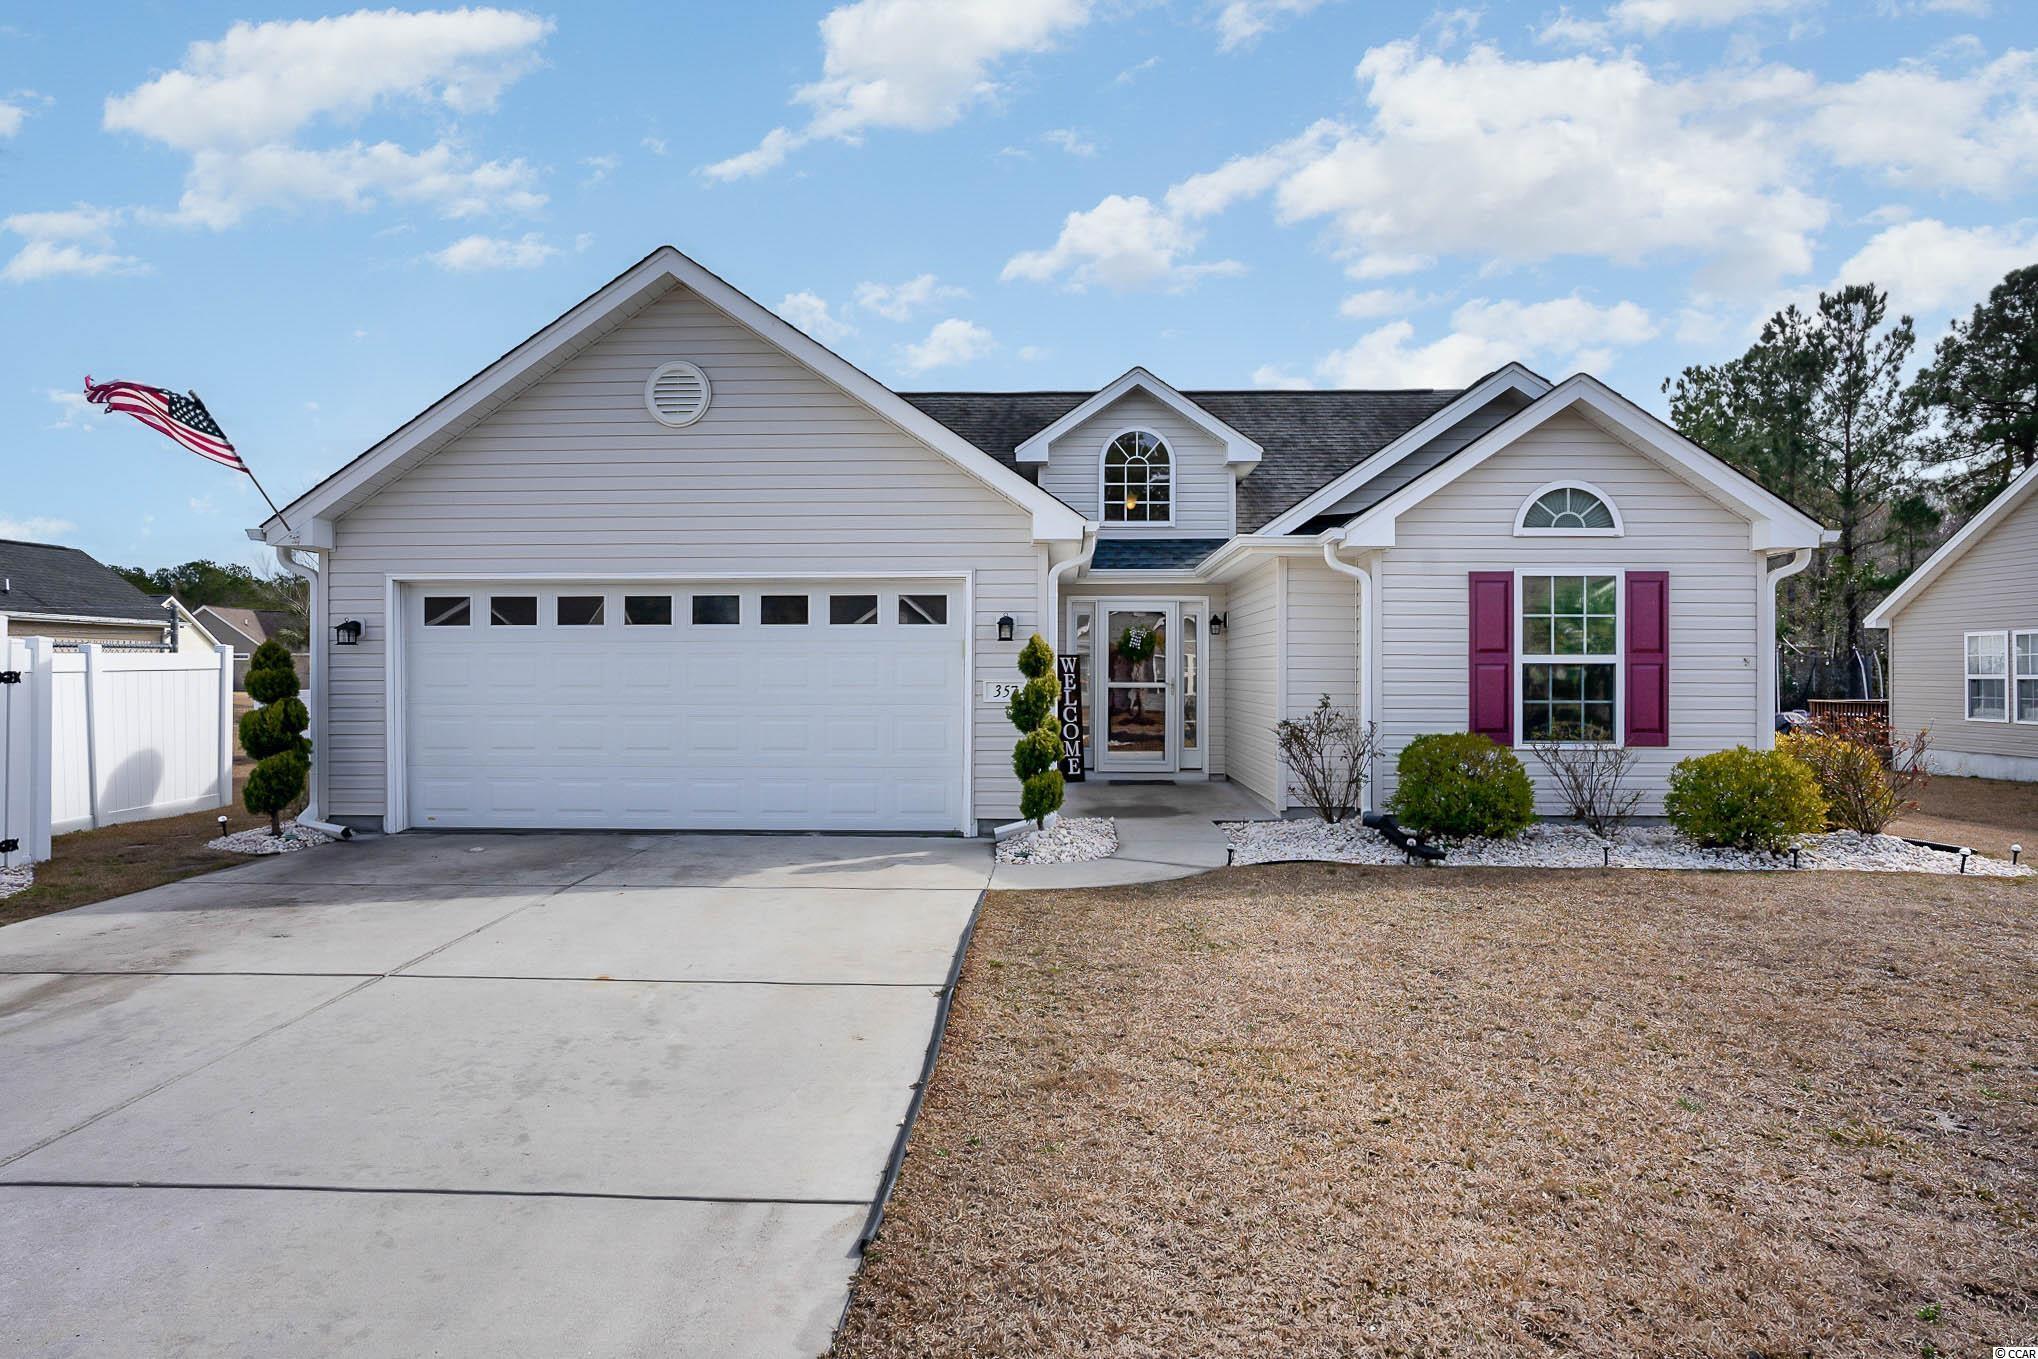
[1865,459,2038,781]
[193,604,299,657]
[250,246,1831,835]
[0,539,188,649]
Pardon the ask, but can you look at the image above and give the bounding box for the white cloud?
[1017,344,1049,361]
[0,100,24,138]
[1803,49,2038,194]
[854,273,967,320]
[1215,0,1332,51]
[1536,9,1613,46]
[1605,0,1811,31]
[1043,127,1097,156]
[1339,288,1419,319]
[704,0,1091,180]
[580,153,619,185]
[641,135,668,156]
[46,389,96,430]
[2,205,144,282]
[1115,55,1161,85]
[776,290,858,342]
[103,9,552,228]
[0,516,77,543]
[1251,363,1315,390]
[1309,294,1655,388]
[1834,219,2038,315]
[1346,251,1434,279]
[1164,120,1342,220]
[574,232,594,252]
[900,318,995,372]
[1002,194,1247,291]
[428,232,557,271]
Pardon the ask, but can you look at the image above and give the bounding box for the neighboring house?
[1866,459,2038,781]
[193,604,299,656]
[251,246,1831,835]
[150,594,225,656]
[0,539,183,649]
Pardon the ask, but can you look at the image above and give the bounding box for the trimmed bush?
[1778,728,1929,835]
[239,640,310,835]
[1663,746,1826,853]
[1388,732,1535,843]
[1006,632,1065,829]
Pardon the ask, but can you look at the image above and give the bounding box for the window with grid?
[1102,430,1171,523]
[2018,630,2038,724]
[1520,573,1619,742]
[1967,631,2008,720]
[1520,485,1618,532]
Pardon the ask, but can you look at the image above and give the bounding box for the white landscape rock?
[996,816,1119,866]
[0,864,31,899]
[207,820,334,856]
[1223,819,2032,877]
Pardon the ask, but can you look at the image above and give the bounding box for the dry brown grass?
[0,694,299,928]
[834,865,2038,1358]
[1892,774,2038,861]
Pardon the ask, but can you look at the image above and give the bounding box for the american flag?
[82,377,246,472]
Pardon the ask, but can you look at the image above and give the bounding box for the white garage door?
[400,581,965,831]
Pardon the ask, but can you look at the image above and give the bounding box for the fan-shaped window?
[1516,483,1622,536]
[1102,430,1172,524]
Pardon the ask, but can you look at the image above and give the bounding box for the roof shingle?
[0,539,167,625]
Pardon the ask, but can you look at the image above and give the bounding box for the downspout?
[1320,534,1377,807]
[274,544,349,838]
[1043,523,1098,651]
[1760,547,1815,747]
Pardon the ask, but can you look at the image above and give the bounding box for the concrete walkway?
[990,779,1270,891]
[0,830,990,1358]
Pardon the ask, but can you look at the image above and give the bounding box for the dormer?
[1016,367,1260,536]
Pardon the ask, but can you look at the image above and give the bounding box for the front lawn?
[834,865,2036,1357]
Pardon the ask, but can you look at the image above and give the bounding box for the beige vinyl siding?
[320,281,1041,827]
[1039,390,1234,536]
[1282,559,1361,805]
[3,618,166,647]
[1221,559,1281,808]
[1374,411,1761,815]
[1888,487,2038,773]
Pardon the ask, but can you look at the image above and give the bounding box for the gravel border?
[1224,819,2032,877]
[0,864,31,899]
[206,821,334,856]
[995,816,1118,865]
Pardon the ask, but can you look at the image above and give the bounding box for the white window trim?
[1965,629,2010,722]
[1098,426,1176,528]
[2013,627,2038,725]
[1514,566,1625,748]
[1513,480,1625,538]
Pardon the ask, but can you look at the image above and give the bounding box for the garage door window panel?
[490,596,538,627]
[762,594,810,625]
[557,595,605,626]
[693,595,740,626]
[899,594,948,626]
[624,595,672,626]
[424,596,471,627]
[830,594,878,625]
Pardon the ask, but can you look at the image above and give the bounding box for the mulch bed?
[832,864,2037,1358]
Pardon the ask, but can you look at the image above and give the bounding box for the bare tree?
[1276,696,1379,824]
[1529,742,1643,838]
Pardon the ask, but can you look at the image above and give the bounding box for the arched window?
[1102,430,1172,524]
[1516,482,1622,536]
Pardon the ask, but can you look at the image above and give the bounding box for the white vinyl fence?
[1,617,235,868]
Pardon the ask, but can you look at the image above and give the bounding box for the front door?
[1100,602,1176,772]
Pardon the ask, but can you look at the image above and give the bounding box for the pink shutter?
[1625,571,1670,747]
[1468,571,1513,745]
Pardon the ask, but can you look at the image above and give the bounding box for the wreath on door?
[1115,624,1159,667]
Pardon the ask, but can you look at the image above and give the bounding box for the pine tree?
[1910,264,2038,515]
[239,640,310,835]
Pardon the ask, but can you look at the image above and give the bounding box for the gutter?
[1318,534,1378,806]
[1043,523,1097,651]
[274,544,326,823]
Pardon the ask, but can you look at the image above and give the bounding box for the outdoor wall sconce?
[997,614,1015,642]
[1209,614,1226,636]
[334,619,363,646]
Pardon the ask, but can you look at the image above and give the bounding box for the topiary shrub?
[239,639,310,835]
[1778,728,1929,835]
[1663,746,1825,853]
[1388,732,1535,843]
[1005,632,1065,829]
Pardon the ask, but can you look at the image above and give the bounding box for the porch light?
[997,614,1015,642]
[334,619,363,646]
[1208,614,1225,637]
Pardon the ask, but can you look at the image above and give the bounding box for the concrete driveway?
[0,830,989,1358]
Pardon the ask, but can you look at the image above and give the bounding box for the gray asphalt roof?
[900,388,1466,531]
[0,539,167,624]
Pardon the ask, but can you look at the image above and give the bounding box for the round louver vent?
[644,361,712,427]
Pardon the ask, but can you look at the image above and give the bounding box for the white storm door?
[1098,601,1177,773]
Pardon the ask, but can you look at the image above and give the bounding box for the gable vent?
[644,361,712,427]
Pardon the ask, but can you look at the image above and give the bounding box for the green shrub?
[1388,732,1535,843]
[1007,633,1065,828]
[240,640,309,835]
[1663,746,1826,853]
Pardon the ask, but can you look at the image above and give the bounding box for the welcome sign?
[1056,654,1086,781]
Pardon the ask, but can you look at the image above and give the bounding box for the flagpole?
[188,388,290,533]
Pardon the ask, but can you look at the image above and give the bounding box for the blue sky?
[3,0,2034,569]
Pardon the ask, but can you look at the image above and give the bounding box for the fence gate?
[1,626,33,869]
